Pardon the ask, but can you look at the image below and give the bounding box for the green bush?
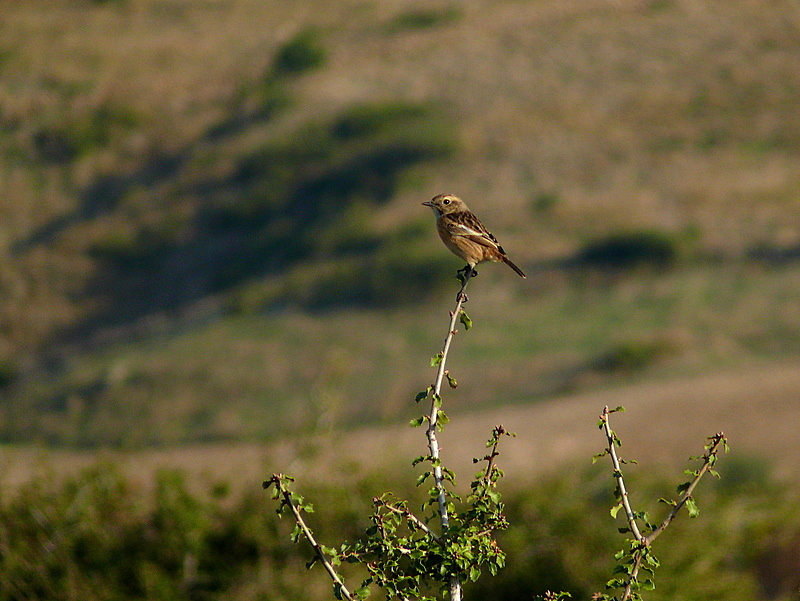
[272,28,327,76]
[33,104,140,163]
[385,7,461,32]
[1,461,795,601]
[0,359,18,388]
[577,230,679,270]
[591,339,673,373]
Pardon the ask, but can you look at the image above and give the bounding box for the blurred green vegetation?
[384,7,462,32]
[32,104,141,164]
[0,459,797,601]
[271,28,328,77]
[576,230,680,271]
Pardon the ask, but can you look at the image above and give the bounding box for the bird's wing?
[445,218,503,251]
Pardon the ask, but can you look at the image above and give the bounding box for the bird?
[422,193,526,278]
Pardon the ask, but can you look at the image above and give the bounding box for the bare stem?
[427,269,471,527]
[599,406,643,542]
[426,267,472,601]
[266,475,354,601]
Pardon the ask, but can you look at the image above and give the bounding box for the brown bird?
[422,193,526,278]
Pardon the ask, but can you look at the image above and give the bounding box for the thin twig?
[267,475,354,601]
[378,499,442,543]
[599,406,643,542]
[480,425,506,489]
[644,433,726,546]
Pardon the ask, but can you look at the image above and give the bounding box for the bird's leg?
[455,265,475,302]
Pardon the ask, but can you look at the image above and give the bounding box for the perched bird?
[422,193,526,278]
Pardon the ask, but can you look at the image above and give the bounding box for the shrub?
[33,104,140,163]
[272,28,327,77]
[386,7,461,32]
[591,339,673,373]
[0,359,17,388]
[576,230,679,270]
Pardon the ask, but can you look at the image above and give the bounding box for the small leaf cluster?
[410,386,450,430]
[333,427,512,600]
[267,475,314,542]
[599,541,660,601]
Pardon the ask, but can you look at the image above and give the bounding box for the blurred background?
[1,0,800,599]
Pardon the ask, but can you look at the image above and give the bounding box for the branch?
[377,498,442,543]
[265,474,354,601]
[645,433,727,546]
[599,406,643,542]
[478,425,508,490]
[425,266,473,601]
[597,409,728,601]
[426,269,471,522]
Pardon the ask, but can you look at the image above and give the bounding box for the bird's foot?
[456,265,478,284]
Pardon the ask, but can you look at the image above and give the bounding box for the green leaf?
[290,524,302,543]
[459,310,473,330]
[685,497,700,518]
[430,353,443,367]
[409,416,426,427]
[445,371,458,388]
[415,389,430,403]
[355,586,371,599]
[610,502,623,519]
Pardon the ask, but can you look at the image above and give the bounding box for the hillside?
[1,0,800,447]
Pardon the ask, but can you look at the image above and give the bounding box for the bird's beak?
[422,201,433,207]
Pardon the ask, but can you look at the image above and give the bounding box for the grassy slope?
[2,0,800,449]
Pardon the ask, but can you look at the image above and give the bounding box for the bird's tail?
[503,256,526,278]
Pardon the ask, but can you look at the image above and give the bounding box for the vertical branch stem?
[427,271,470,526]
[426,269,471,601]
[600,406,643,542]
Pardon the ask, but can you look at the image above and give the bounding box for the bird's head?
[422,193,468,216]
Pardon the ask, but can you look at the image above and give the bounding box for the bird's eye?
[442,199,451,205]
